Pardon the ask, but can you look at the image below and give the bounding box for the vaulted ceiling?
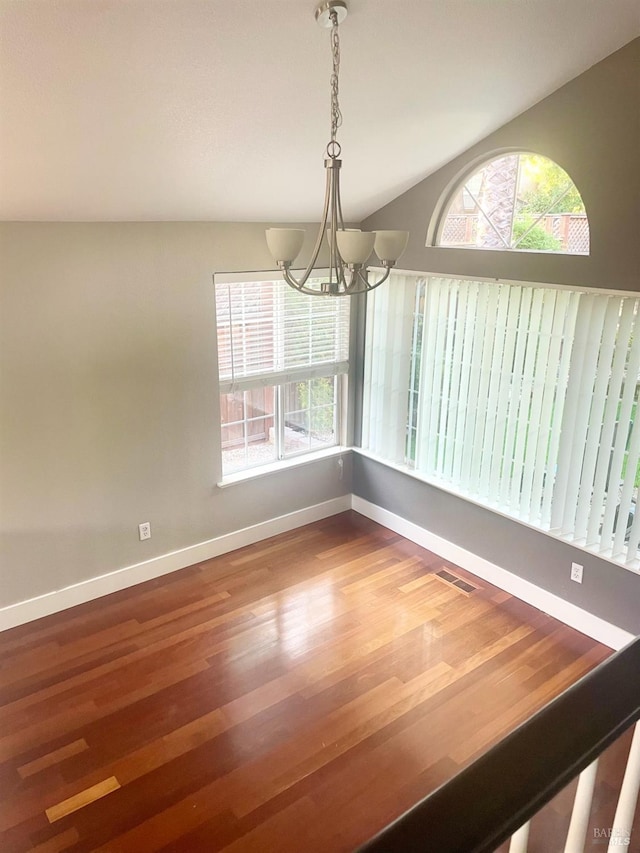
[1,0,638,221]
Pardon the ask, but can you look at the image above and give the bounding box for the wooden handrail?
[357,636,640,853]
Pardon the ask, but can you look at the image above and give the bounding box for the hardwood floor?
[0,511,610,852]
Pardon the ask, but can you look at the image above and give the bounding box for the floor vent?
[435,568,478,594]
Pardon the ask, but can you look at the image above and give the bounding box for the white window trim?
[429,151,590,256]
[214,269,350,480]
[217,445,348,488]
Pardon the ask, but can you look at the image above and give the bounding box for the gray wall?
[353,455,640,635]
[354,39,640,633]
[0,222,351,608]
[363,39,640,291]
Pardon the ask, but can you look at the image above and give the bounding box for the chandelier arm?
[282,268,340,296]
[334,179,350,293]
[280,166,334,292]
[336,174,345,230]
[328,172,338,287]
[330,165,348,292]
[362,266,393,293]
[341,267,370,294]
[282,268,325,295]
[344,268,363,292]
[348,268,368,292]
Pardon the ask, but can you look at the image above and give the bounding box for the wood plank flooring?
[0,511,611,852]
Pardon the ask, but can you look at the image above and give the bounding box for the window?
[215,273,350,477]
[362,273,640,569]
[435,153,589,255]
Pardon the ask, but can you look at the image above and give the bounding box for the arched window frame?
[429,150,590,256]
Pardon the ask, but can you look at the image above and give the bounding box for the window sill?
[217,446,349,489]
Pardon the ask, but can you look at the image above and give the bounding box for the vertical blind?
[215,275,350,393]
[361,274,416,462]
[362,273,640,568]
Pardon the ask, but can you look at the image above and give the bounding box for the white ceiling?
[1,0,638,222]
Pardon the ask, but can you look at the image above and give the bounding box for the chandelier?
[265,0,409,296]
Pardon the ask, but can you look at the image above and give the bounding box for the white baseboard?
[3,492,634,650]
[0,495,351,632]
[351,495,634,651]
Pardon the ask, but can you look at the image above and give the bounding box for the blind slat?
[479,284,511,500]
[459,283,485,488]
[540,291,580,528]
[471,284,500,496]
[452,282,480,488]
[415,278,442,472]
[520,289,558,519]
[488,286,522,503]
[436,284,458,475]
[550,295,597,531]
[443,282,467,481]
[529,289,571,525]
[509,289,544,514]
[499,287,532,509]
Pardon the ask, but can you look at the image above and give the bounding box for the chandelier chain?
[329,9,342,149]
[265,1,409,295]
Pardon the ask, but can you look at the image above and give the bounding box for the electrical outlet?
[138,522,151,541]
[570,562,583,583]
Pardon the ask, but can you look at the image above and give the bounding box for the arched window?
[435,153,589,255]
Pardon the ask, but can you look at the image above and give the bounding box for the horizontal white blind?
[215,277,350,393]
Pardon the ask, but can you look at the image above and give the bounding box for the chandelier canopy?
[265,0,409,296]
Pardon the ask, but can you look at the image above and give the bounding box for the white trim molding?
[2,491,635,650]
[351,495,635,651]
[0,495,351,632]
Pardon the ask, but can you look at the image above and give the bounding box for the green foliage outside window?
[518,155,585,215]
[512,217,562,251]
[297,377,335,437]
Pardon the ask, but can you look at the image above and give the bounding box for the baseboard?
[4,492,634,649]
[351,495,634,651]
[0,495,352,632]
